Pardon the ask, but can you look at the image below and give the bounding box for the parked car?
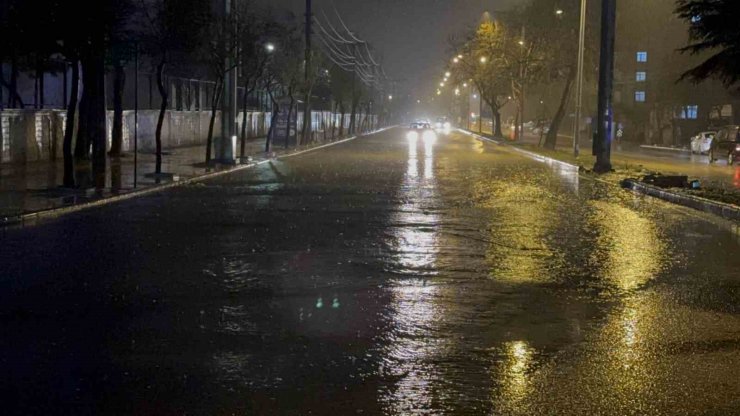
[709,125,740,165]
[690,131,716,155]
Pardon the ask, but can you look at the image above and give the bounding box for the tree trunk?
[286,96,295,149]
[206,78,223,164]
[36,57,45,109]
[544,68,576,149]
[84,43,108,188]
[265,92,278,153]
[74,83,90,159]
[300,88,312,146]
[239,83,252,158]
[339,104,345,137]
[349,99,357,135]
[0,70,24,109]
[493,108,503,138]
[63,60,80,188]
[155,61,167,174]
[331,102,338,140]
[109,63,125,156]
[7,53,23,108]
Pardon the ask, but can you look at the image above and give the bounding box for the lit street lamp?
[265,43,275,53]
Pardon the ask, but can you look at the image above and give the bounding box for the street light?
[453,57,459,63]
[265,43,275,53]
[573,0,587,157]
[440,82,445,87]
[445,71,451,77]
[388,95,393,100]
[555,9,564,16]
[480,56,487,64]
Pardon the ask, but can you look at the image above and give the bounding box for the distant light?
[388,95,393,100]
[555,9,564,15]
[457,54,463,59]
[417,99,421,104]
[480,56,487,64]
[445,71,451,77]
[518,40,525,46]
[463,82,468,87]
[540,100,544,104]
[437,90,441,95]
[439,82,445,87]
[455,88,460,96]
[453,57,459,63]
[473,94,478,98]
[265,43,275,53]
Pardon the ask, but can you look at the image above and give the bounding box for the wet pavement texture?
[2,128,740,415]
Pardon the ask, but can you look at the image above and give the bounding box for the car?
[690,131,716,155]
[709,125,740,165]
[410,120,431,129]
[435,117,451,130]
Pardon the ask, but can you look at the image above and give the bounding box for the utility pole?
[301,0,312,145]
[217,0,237,163]
[572,0,587,157]
[593,0,615,173]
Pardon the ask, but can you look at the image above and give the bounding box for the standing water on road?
[2,128,740,415]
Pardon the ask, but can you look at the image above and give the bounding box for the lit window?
[679,105,698,119]
[636,71,646,82]
[636,51,648,62]
[635,91,646,102]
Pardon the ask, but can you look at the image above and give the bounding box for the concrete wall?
[0,109,375,164]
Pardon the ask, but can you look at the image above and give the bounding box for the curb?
[459,128,739,222]
[459,129,580,171]
[621,179,740,222]
[639,144,690,153]
[2,126,394,228]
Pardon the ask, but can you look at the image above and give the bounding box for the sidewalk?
[505,130,740,191]
[0,137,285,221]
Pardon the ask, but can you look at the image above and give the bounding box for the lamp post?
[572,0,587,157]
[594,0,616,173]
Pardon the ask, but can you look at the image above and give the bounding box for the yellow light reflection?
[491,340,536,413]
[589,201,666,291]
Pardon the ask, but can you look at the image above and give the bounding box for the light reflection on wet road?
[1,128,740,415]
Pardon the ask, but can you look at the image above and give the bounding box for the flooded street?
[2,128,740,415]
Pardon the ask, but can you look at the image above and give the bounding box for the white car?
[690,131,716,154]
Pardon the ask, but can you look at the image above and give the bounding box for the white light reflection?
[381,128,441,413]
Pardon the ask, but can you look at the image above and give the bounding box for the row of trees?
[448,0,595,149]
[448,0,740,149]
[0,0,380,188]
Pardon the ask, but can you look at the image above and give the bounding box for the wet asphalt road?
[2,128,740,415]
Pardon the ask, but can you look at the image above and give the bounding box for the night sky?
[255,0,516,97]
